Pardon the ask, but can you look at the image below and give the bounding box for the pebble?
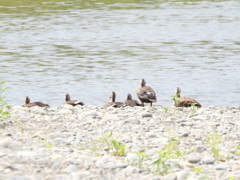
[187,155,202,164]
[124,119,140,124]
[162,173,177,180]
[232,165,240,171]
[201,156,215,164]
[215,163,229,170]
[142,113,152,118]
[0,106,239,179]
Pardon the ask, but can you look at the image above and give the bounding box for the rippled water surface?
[1,0,240,107]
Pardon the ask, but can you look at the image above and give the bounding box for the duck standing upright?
[103,91,123,109]
[173,87,202,108]
[136,79,157,107]
[22,96,49,107]
[64,93,84,106]
[123,94,141,107]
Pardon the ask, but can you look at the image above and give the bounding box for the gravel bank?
[1,105,240,180]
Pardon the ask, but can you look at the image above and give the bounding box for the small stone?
[175,171,187,180]
[179,161,194,168]
[181,132,190,137]
[196,146,206,153]
[0,138,14,148]
[59,109,73,114]
[215,163,229,170]
[51,116,60,121]
[116,162,128,168]
[201,156,215,164]
[181,122,193,126]
[148,134,157,138]
[162,173,177,180]
[125,153,138,164]
[232,165,240,171]
[187,155,201,163]
[125,119,140,124]
[9,175,30,180]
[17,151,46,158]
[63,165,78,173]
[123,166,140,175]
[142,113,152,118]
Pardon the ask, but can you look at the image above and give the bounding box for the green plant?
[0,81,10,120]
[192,167,210,180]
[100,131,126,157]
[100,131,114,152]
[171,93,180,107]
[192,167,203,173]
[111,140,126,157]
[189,102,199,114]
[133,151,150,172]
[40,137,53,155]
[207,133,221,161]
[153,137,184,176]
[163,107,169,112]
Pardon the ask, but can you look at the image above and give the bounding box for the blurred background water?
[0,0,239,107]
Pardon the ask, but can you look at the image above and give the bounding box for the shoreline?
[1,105,240,180]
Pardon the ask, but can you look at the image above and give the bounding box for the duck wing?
[137,86,157,103]
[178,97,201,107]
[65,100,84,106]
[124,100,141,107]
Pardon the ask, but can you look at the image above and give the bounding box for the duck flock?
[22,79,202,108]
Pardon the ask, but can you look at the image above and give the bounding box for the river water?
[0,0,240,108]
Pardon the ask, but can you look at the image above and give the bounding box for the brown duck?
[123,94,141,107]
[136,79,157,107]
[22,96,49,107]
[173,87,202,108]
[103,91,123,109]
[64,93,84,106]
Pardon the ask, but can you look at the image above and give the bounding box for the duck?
[103,91,123,109]
[123,94,141,107]
[22,96,49,107]
[64,93,84,106]
[136,79,157,107]
[173,87,202,108]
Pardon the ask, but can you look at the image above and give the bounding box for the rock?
[175,171,187,180]
[125,119,140,124]
[162,173,177,180]
[142,113,152,118]
[8,175,30,180]
[181,132,190,137]
[181,122,193,126]
[123,166,140,175]
[0,138,15,149]
[148,134,157,138]
[59,109,73,114]
[232,165,240,171]
[17,151,47,158]
[215,163,229,170]
[125,153,138,164]
[201,156,215,164]
[187,155,202,163]
[179,161,195,169]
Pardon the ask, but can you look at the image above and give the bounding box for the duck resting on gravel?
[123,94,141,107]
[22,96,50,107]
[64,93,84,106]
[173,87,202,108]
[136,79,157,107]
[103,91,123,109]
